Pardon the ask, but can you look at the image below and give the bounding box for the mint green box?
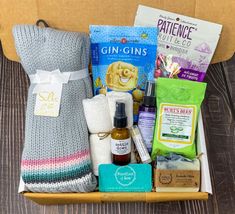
[98,164,152,192]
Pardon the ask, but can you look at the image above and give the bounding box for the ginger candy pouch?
[151,78,207,160]
[90,25,158,123]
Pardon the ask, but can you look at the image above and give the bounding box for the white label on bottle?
[111,138,131,155]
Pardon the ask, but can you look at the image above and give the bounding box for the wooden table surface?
[0,43,234,214]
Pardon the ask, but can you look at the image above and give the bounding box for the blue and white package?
[90,25,158,123]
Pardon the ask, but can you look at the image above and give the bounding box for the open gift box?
[1,0,234,204]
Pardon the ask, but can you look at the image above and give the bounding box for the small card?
[34,84,62,117]
[99,164,152,192]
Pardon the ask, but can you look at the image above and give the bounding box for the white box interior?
[197,112,212,194]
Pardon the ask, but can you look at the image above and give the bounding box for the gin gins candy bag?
[90,26,158,122]
[135,5,222,81]
[151,78,207,160]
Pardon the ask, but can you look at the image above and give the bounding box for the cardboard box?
[18,112,212,204]
[0,0,235,63]
[1,0,214,203]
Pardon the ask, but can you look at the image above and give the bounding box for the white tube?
[130,125,152,163]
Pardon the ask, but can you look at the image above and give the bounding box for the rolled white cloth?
[106,91,133,128]
[90,134,112,176]
[82,94,112,134]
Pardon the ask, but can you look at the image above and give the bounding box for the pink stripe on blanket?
[22,155,89,170]
[21,150,90,166]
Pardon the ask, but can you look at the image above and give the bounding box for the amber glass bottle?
[111,102,131,165]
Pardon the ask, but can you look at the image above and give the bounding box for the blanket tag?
[34,84,62,117]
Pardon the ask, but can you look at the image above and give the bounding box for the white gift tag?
[34,84,62,117]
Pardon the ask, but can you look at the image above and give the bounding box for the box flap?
[18,176,29,193]
[0,0,234,62]
[197,112,212,194]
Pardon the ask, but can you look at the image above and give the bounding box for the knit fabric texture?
[13,25,97,192]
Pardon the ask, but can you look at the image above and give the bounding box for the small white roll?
[82,94,112,134]
[90,134,112,176]
[106,91,133,128]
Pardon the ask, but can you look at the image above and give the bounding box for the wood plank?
[199,59,235,214]
[0,42,43,214]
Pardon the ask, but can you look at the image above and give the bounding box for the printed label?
[114,166,136,186]
[154,169,200,188]
[34,84,62,117]
[138,111,156,151]
[111,138,131,155]
[157,103,196,145]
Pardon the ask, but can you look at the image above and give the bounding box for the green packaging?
[151,78,207,160]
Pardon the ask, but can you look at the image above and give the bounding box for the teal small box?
[98,164,152,192]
